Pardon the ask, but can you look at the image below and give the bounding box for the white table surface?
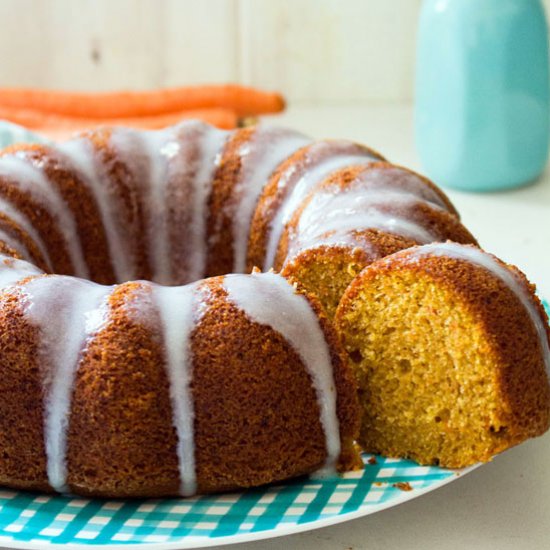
[216,104,550,550]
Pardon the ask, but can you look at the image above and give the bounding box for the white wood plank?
[238,0,422,103]
[162,0,238,86]
[46,0,165,90]
[0,0,238,91]
[0,0,52,87]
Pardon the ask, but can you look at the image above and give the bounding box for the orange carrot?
[0,106,239,135]
[0,85,285,119]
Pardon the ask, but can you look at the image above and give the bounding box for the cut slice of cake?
[335,243,550,468]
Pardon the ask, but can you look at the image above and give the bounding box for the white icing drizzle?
[129,121,228,284]
[264,150,380,271]
[407,243,550,375]
[0,229,32,261]
[129,127,176,285]
[58,137,137,282]
[21,276,112,493]
[152,281,207,496]
[263,160,454,271]
[223,271,341,475]
[90,122,228,285]
[0,195,53,270]
[0,254,44,289]
[0,155,90,278]
[232,127,310,273]
[292,189,439,254]
[355,166,450,210]
[185,124,228,282]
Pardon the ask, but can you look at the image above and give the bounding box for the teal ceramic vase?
[415,0,550,191]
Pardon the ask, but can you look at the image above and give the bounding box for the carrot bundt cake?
[0,120,547,497]
[335,243,550,468]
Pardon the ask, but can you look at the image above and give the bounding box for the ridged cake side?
[0,256,360,497]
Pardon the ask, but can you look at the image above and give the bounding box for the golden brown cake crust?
[67,276,359,497]
[283,230,416,274]
[66,282,180,498]
[0,279,50,493]
[0,213,49,271]
[205,127,252,276]
[247,158,460,273]
[192,278,360,494]
[0,153,74,277]
[0,143,119,282]
[86,129,153,282]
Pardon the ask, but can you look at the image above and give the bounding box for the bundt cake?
[0,119,547,498]
[0,256,360,497]
[335,242,550,468]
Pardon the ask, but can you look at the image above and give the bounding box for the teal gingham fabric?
[0,454,457,547]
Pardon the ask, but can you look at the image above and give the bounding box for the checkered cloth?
[0,454,457,547]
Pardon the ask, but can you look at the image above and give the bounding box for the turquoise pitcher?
[415,0,550,191]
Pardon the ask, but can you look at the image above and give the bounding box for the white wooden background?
[0,0,549,104]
